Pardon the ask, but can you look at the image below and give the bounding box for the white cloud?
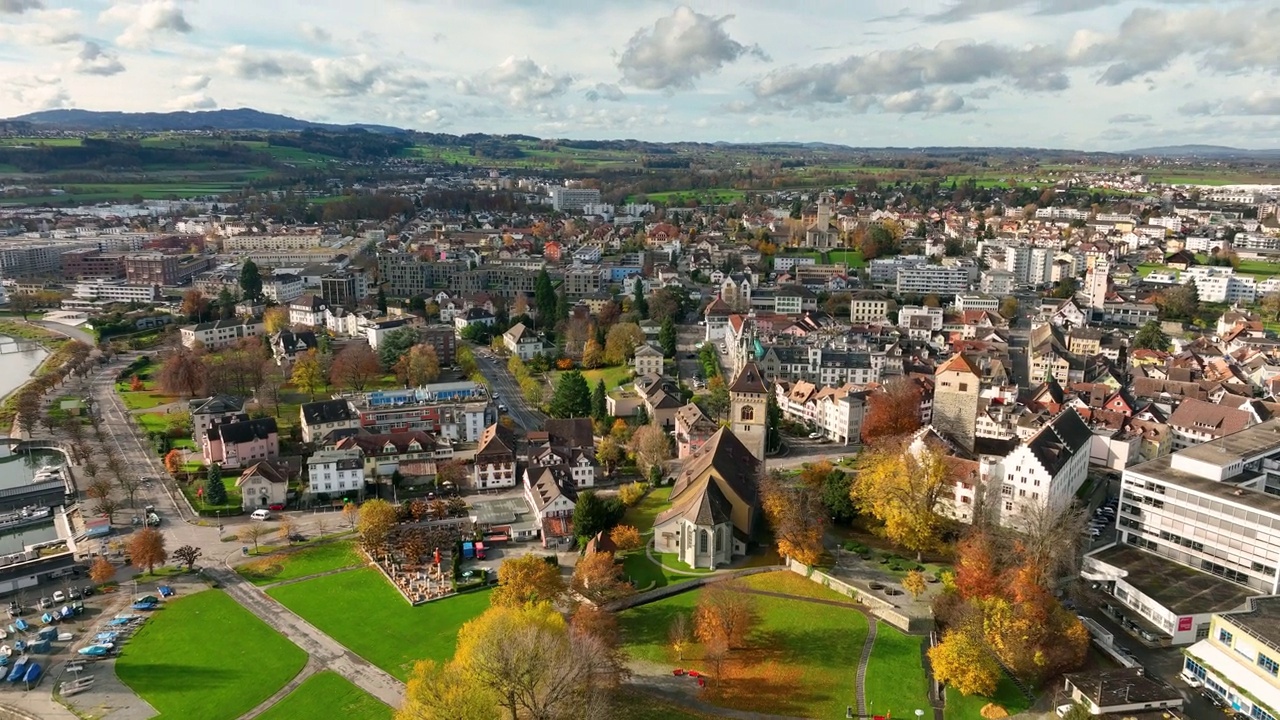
[0,0,43,13]
[1108,113,1151,123]
[299,22,331,44]
[67,41,125,76]
[101,0,192,48]
[177,74,210,92]
[216,45,428,98]
[458,56,572,107]
[881,88,967,114]
[1181,92,1280,117]
[7,75,70,110]
[617,6,766,91]
[166,91,217,110]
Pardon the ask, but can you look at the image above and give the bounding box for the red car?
[268,504,285,512]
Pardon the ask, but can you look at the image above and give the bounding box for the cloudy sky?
[2,0,1279,150]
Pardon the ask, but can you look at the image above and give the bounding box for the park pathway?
[238,657,322,720]
[206,566,406,709]
[855,614,877,719]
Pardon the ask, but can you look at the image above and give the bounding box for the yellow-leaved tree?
[928,624,1001,697]
[491,554,565,607]
[851,438,954,560]
[759,470,825,565]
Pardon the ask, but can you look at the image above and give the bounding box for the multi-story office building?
[549,186,602,212]
[320,270,367,309]
[62,249,125,280]
[70,280,160,304]
[1084,420,1280,645]
[0,240,95,278]
[263,273,304,303]
[378,253,465,296]
[896,265,969,296]
[1183,597,1280,719]
[562,266,603,297]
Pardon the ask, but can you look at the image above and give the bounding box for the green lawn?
[119,391,175,410]
[619,585,869,718]
[863,622,929,717]
[180,480,242,515]
[736,570,858,605]
[255,671,392,720]
[826,249,868,268]
[621,551,696,590]
[551,365,634,392]
[116,590,307,720]
[944,674,1032,720]
[237,540,363,586]
[1237,259,1280,278]
[622,486,673,529]
[268,567,491,680]
[614,688,717,719]
[654,551,714,574]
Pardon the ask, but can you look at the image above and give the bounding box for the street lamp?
[916,710,925,720]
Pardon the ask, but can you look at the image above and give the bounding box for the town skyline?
[3,0,1280,150]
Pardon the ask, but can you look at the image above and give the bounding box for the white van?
[250,509,272,521]
[1179,669,1202,687]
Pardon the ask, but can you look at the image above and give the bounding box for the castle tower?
[932,352,981,453]
[728,362,769,465]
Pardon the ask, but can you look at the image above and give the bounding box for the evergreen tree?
[376,286,388,315]
[571,490,625,540]
[534,270,556,329]
[659,317,677,358]
[548,370,592,418]
[1133,320,1171,351]
[217,287,237,319]
[205,463,227,506]
[633,281,648,319]
[766,392,782,453]
[239,259,263,303]
[555,287,570,323]
[591,380,608,423]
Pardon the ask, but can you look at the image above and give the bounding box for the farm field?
[115,590,307,720]
[255,671,392,720]
[237,540,363,586]
[618,580,869,719]
[267,567,491,680]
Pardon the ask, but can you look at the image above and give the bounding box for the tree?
[239,259,263,302]
[603,322,645,365]
[261,306,289,334]
[492,554,565,607]
[632,281,648,319]
[702,374,729,421]
[398,660,495,720]
[862,377,923,442]
[342,501,360,527]
[330,342,382,392]
[658,317,677,358]
[172,545,202,570]
[820,468,857,523]
[95,497,121,523]
[1051,276,1079,299]
[760,471,826,565]
[570,604,620,649]
[534,269,556,329]
[205,463,227,506]
[157,347,205,397]
[1157,282,1200,321]
[394,343,441,387]
[903,569,927,599]
[998,296,1019,319]
[379,327,420,369]
[89,556,116,585]
[290,348,326,400]
[954,530,1005,601]
[571,551,629,602]
[549,370,592,418]
[610,525,643,552]
[981,592,1089,683]
[376,286,388,315]
[86,477,113,502]
[628,422,670,476]
[1133,320,1171,351]
[127,527,168,574]
[694,581,758,649]
[590,380,608,424]
[582,337,604,369]
[572,490,625,541]
[851,439,954,560]
[239,523,269,553]
[357,498,399,552]
[1263,291,1280,321]
[180,289,210,322]
[596,436,624,476]
[928,625,1001,697]
[668,613,692,661]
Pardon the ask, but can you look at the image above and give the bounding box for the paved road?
[474,350,545,432]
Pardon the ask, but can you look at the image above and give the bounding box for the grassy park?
[618,580,870,719]
[115,590,307,720]
[621,486,673,529]
[945,675,1033,720]
[237,540,363,586]
[267,567,491,680]
[863,622,930,717]
[255,671,393,720]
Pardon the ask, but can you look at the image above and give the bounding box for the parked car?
[37,597,53,610]
[81,586,95,597]
[808,432,823,440]
[52,590,66,603]
[268,503,285,512]
[1203,692,1225,709]
[250,509,272,521]
[498,404,508,412]
[66,587,81,600]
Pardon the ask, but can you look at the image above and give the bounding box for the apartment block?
[1183,597,1280,719]
[897,265,970,296]
[180,317,265,350]
[62,249,125,280]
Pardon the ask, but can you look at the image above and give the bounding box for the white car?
[808,432,823,440]
[250,509,272,521]
[52,590,66,603]
[1056,705,1076,718]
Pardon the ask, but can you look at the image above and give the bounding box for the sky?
[2,0,1280,150]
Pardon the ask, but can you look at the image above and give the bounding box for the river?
[0,334,48,401]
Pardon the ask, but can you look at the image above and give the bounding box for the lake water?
[0,334,48,401]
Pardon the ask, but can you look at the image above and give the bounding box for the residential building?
[529,418,597,489]
[0,240,96,277]
[523,465,578,547]
[202,416,279,470]
[473,423,517,490]
[61,249,124,280]
[334,431,454,478]
[674,403,718,458]
[633,343,663,376]
[71,280,160,305]
[350,384,488,440]
[235,461,290,510]
[954,294,1000,313]
[299,399,360,444]
[320,270,367,309]
[270,328,318,366]
[222,233,328,252]
[306,448,367,499]
[896,265,969,296]
[562,266,603,296]
[263,273,304,303]
[289,295,328,327]
[1060,669,1183,717]
[550,186,602,212]
[849,291,893,324]
[1083,420,1280,645]
[188,395,245,444]
[995,408,1093,526]
[1168,398,1255,451]
[1183,597,1280,719]
[179,317,264,351]
[773,381,867,445]
[123,253,180,286]
[453,307,496,336]
[503,322,544,361]
[653,428,762,569]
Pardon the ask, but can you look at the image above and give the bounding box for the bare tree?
[1007,502,1089,587]
[239,523,270,553]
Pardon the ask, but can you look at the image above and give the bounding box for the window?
[1253,706,1277,720]
[740,406,754,421]
[1260,653,1279,676]
[1219,628,1234,646]
[699,530,708,553]
[1004,501,1013,511]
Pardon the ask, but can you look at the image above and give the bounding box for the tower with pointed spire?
[728,362,769,465]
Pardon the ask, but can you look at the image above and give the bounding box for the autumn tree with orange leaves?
[760,470,825,565]
[694,581,758,650]
[861,377,923,442]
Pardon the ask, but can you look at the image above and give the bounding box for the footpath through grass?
[944,674,1032,720]
[267,567,491,680]
[863,621,929,717]
[255,671,393,720]
[237,540,362,586]
[618,581,869,719]
[115,590,307,720]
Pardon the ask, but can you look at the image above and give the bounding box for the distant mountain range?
[1126,144,1280,158]
[2,108,406,134]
